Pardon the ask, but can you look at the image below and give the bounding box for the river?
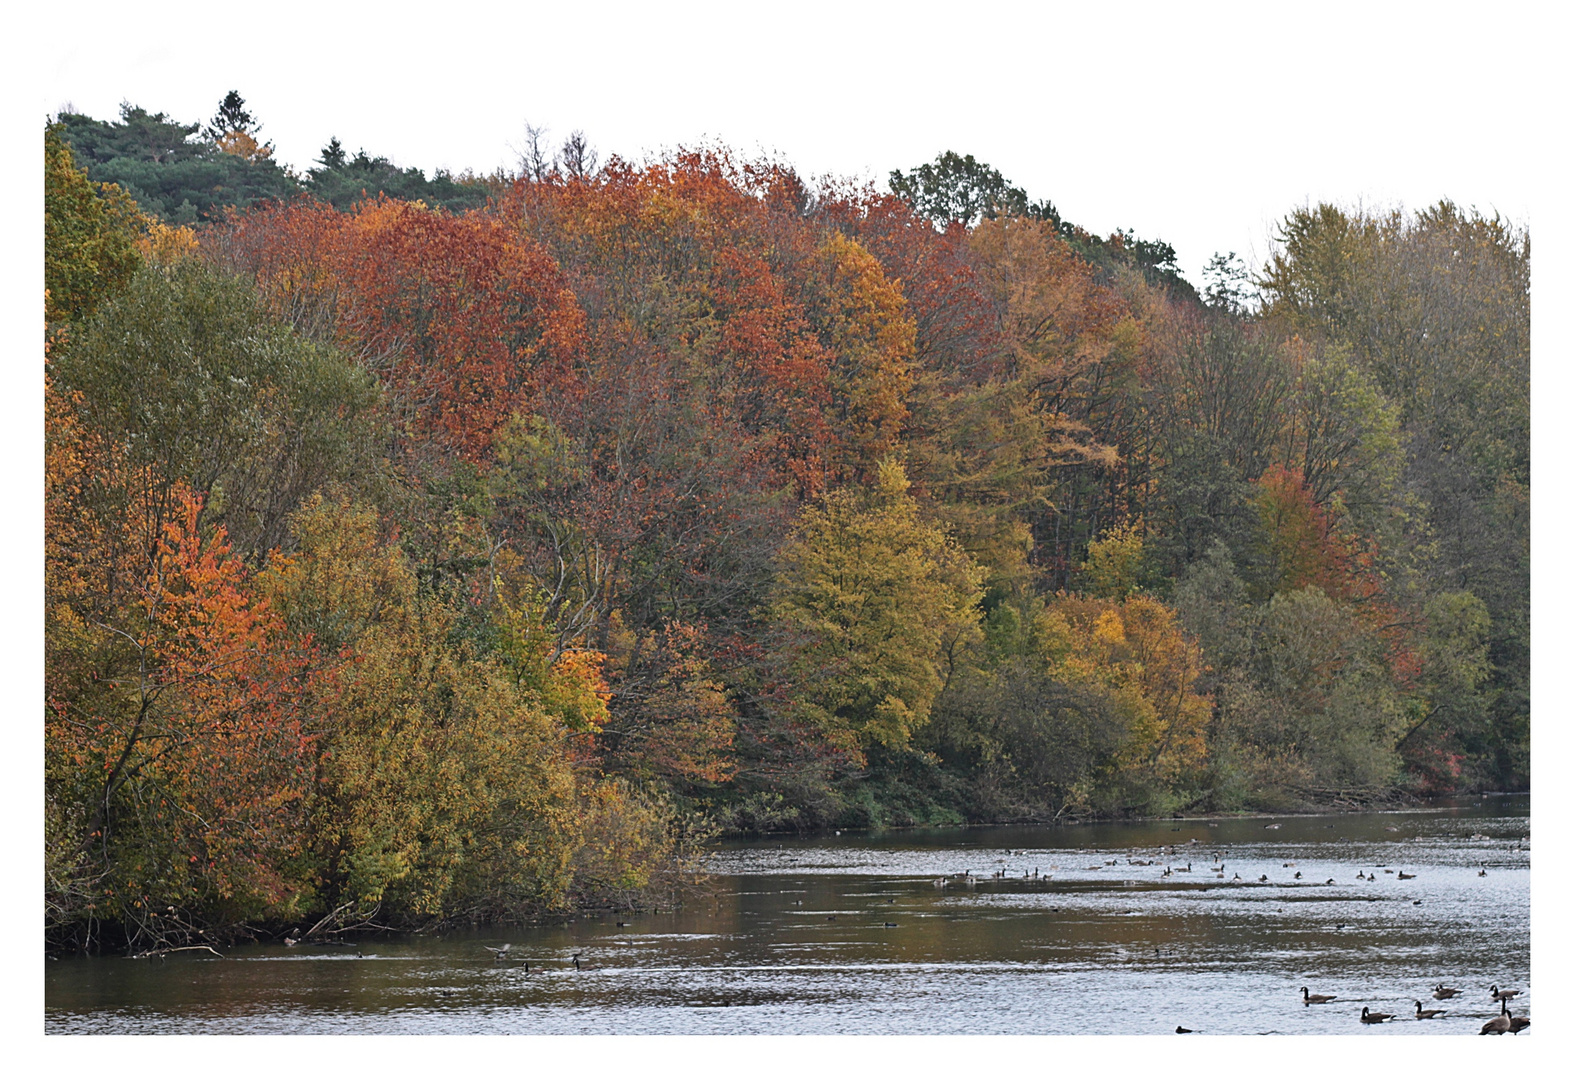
[45,796,1530,1035]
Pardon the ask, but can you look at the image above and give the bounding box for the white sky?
[24,1,1552,287]
[6,2,1574,1067]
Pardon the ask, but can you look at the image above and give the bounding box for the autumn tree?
[47,489,317,946]
[49,258,385,560]
[1259,201,1528,787]
[768,459,983,758]
[44,124,143,326]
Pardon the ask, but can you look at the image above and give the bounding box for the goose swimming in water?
[1491,984,1521,1001]
[1433,985,1461,1000]
[1415,1001,1446,1019]
[1302,987,1336,1004]
[1361,1007,1392,1024]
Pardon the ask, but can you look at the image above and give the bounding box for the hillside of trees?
[44,95,1529,953]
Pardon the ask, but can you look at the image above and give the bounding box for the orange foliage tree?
[47,481,316,941]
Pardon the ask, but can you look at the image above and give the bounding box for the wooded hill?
[44,95,1529,952]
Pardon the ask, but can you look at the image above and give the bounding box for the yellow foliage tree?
[770,459,983,758]
[1037,592,1211,797]
[807,232,918,476]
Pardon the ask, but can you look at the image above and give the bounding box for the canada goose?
[883,921,897,927]
[571,952,582,970]
[1361,1007,1392,1024]
[1265,823,1281,830]
[1510,1013,1530,1034]
[1325,878,1335,885]
[1232,873,1242,881]
[1398,872,1416,880]
[1302,987,1337,1004]
[1259,874,1269,882]
[1367,873,1377,882]
[1433,985,1461,1000]
[1415,1001,1446,1019]
[1479,866,1488,877]
[1481,1005,1511,1035]
[1175,1025,1194,1033]
[1295,871,1303,880]
[1491,984,1521,1001]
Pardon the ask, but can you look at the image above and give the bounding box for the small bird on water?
[483,944,511,961]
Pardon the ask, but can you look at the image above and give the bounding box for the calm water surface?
[45,797,1530,1035]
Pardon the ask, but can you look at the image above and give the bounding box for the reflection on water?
[45,797,1530,1034]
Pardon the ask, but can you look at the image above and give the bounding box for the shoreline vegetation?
[44,95,1528,954]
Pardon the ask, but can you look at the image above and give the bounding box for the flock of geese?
[461,829,1525,1033]
[1293,983,1529,1033]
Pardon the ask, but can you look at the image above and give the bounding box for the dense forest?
[44,94,1529,953]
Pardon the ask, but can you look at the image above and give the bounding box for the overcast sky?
[28,1,1553,288]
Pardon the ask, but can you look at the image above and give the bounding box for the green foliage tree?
[304,146,491,212]
[1225,587,1406,798]
[889,150,1058,228]
[55,104,299,223]
[49,260,386,558]
[205,90,258,142]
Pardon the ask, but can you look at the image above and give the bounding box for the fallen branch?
[128,944,223,960]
